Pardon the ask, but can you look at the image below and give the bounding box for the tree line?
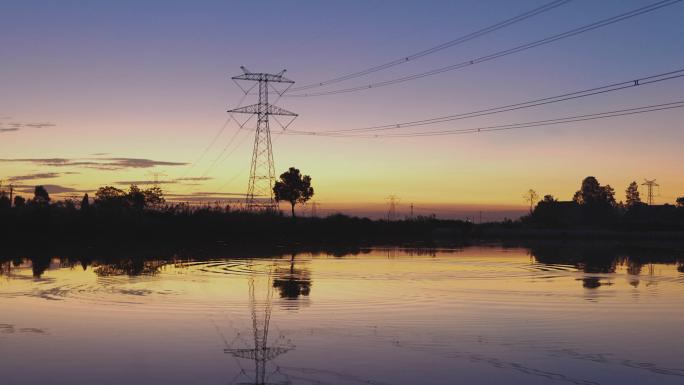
[526,176,684,229]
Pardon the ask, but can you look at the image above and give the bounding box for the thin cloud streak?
[14,184,92,195]
[8,172,62,181]
[0,157,187,170]
[113,176,214,185]
[0,121,56,132]
[114,180,175,185]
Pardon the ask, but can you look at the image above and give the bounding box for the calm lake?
[1,245,684,385]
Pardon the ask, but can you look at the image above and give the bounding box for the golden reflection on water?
[1,247,684,385]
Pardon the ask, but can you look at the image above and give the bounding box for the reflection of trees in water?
[375,247,446,258]
[31,256,52,278]
[528,242,684,289]
[0,261,10,277]
[272,254,311,300]
[92,258,166,277]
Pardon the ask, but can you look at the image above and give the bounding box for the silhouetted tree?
[573,177,615,206]
[602,184,617,206]
[81,193,90,210]
[94,186,127,208]
[677,197,684,208]
[13,195,26,207]
[542,194,557,203]
[93,185,164,210]
[33,186,50,205]
[143,186,165,207]
[523,189,539,213]
[625,181,641,207]
[273,167,314,217]
[0,193,10,209]
[128,185,146,210]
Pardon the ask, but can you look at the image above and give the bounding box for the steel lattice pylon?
[228,67,297,211]
[224,269,294,385]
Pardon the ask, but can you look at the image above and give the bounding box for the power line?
[183,85,293,194]
[289,0,572,92]
[283,100,684,138]
[176,91,251,180]
[288,68,684,135]
[176,117,232,180]
[198,119,250,179]
[286,0,683,97]
[215,127,286,193]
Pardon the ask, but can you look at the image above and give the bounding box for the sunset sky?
[1,0,683,218]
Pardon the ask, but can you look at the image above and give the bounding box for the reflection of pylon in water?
[225,271,293,385]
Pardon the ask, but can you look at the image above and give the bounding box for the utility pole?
[9,183,14,207]
[386,195,399,221]
[641,179,659,205]
[228,67,297,211]
[410,203,414,219]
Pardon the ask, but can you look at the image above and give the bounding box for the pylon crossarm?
[271,115,298,131]
[269,82,294,97]
[232,78,258,95]
[228,104,297,117]
[232,73,294,84]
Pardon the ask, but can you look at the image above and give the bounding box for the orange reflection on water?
[1,247,684,385]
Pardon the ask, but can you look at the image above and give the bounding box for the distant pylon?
[228,67,297,211]
[147,171,167,187]
[386,195,399,221]
[641,179,660,205]
[311,201,319,217]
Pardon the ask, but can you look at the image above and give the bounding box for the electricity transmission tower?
[8,183,13,206]
[386,195,399,221]
[641,179,659,205]
[224,270,293,385]
[228,67,297,211]
[147,171,167,187]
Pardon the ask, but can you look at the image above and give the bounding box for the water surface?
[1,246,683,385]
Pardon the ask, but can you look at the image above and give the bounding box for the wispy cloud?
[0,157,187,170]
[0,121,56,133]
[112,176,213,186]
[8,172,62,181]
[175,177,213,181]
[114,180,175,185]
[164,191,248,203]
[15,184,92,195]
[106,158,187,169]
